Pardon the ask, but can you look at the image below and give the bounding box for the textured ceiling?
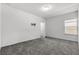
[6,3,79,18]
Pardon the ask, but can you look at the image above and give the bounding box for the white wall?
[46,11,78,42]
[1,4,45,47]
[78,9,79,44]
[0,3,1,48]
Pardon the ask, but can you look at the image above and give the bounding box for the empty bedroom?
[0,3,79,55]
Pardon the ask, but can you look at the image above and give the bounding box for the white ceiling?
[6,3,79,18]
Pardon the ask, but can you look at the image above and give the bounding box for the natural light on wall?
[64,19,77,35]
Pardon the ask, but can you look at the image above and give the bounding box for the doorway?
[40,22,45,38]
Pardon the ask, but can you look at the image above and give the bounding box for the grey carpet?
[0,38,79,55]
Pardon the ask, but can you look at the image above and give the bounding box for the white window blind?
[64,19,77,35]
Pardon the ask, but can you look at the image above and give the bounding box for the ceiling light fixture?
[40,4,52,12]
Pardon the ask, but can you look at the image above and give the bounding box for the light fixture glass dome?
[40,4,52,11]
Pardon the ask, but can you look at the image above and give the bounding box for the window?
[64,19,77,35]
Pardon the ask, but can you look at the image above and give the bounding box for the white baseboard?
[46,36,78,42]
[1,37,41,48]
